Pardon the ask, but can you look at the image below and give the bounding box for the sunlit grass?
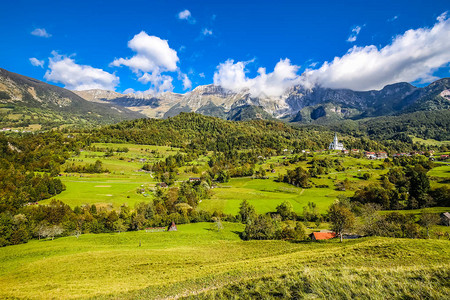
[1,223,446,299]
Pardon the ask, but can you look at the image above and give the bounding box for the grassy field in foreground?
[0,222,449,299]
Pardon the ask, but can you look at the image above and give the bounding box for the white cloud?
[199,72,205,78]
[137,72,174,94]
[213,12,450,95]
[29,57,44,68]
[178,9,191,19]
[31,28,51,38]
[111,31,186,95]
[111,31,179,74]
[44,51,119,91]
[213,59,301,97]
[303,12,450,90]
[178,9,195,24]
[202,28,213,36]
[181,73,192,90]
[347,25,362,42]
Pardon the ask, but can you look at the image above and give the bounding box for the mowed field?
[0,222,448,299]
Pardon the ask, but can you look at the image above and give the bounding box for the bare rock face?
[73,89,124,103]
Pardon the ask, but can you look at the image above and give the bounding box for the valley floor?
[0,222,449,299]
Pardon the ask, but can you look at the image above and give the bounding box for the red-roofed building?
[309,231,337,241]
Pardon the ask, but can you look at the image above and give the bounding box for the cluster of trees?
[308,157,344,177]
[352,156,449,209]
[85,146,129,153]
[279,167,311,188]
[239,200,307,241]
[64,160,108,173]
[143,153,195,185]
[208,151,259,179]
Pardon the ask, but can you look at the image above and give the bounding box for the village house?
[156,182,168,188]
[189,177,201,182]
[364,151,376,159]
[365,151,388,159]
[376,152,388,159]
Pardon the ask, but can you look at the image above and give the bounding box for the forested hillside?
[91,112,428,153]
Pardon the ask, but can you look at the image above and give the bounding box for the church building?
[329,133,345,150]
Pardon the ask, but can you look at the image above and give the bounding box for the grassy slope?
[0,222,448,299]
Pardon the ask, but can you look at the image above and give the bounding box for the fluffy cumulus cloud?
[213,59,301,97]
[347,25,362,42]
[304,12,450,90]
[44,52,119,91]
[178,9,195,23]
[29,57,44,68]
[111,31,178,73]
[31,28,51,38]
[111,31,179,94]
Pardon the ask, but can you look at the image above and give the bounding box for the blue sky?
[0,0,449,95]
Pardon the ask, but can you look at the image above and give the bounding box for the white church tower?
[329,133,345,150]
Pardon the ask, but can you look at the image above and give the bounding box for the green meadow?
[40,176,153,208]
[44,143,450,217]
[199,178,351,215]
[0,222,448,299]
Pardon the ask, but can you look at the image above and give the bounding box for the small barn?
[310,231,337,241]
[167,221,177,231]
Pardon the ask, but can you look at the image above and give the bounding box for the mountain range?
[0,67,449,129]
[74,78,450,122]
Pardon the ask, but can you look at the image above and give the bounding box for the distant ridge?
[75,78,450,122]
[0,68,144,129]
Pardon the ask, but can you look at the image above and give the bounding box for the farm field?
[0,222,448,299]
[44,143,450,216]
